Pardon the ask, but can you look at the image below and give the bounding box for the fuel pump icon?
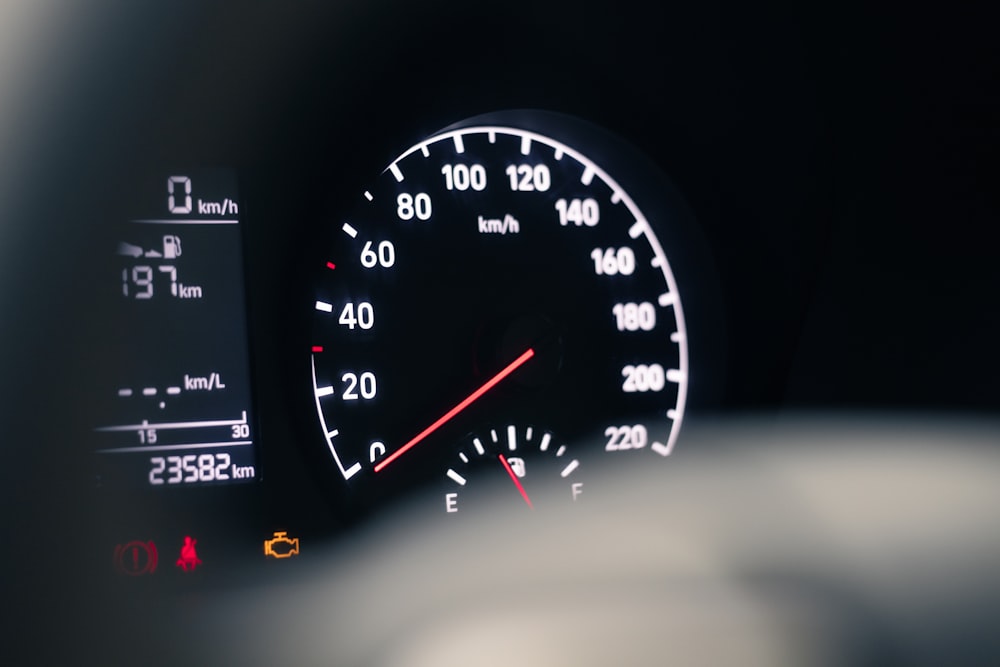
[507,457,526,478]
[163,235,182,259]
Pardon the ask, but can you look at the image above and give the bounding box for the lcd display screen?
[91,169,258,487]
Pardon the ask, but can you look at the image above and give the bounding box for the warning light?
[113,540,158,576]
[175,535,202,572]
[263,531,300,559]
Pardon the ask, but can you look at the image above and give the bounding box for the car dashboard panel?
[1,2,998,665]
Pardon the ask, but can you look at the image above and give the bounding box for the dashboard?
[2,2,999,665]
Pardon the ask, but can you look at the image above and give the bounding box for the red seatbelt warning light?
[175,536,202,572]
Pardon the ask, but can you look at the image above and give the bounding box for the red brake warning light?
[113,540,158,576]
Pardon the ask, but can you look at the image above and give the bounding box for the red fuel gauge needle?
[374,348,535,473]
[499,454,533,509]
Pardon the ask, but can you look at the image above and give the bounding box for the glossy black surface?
[1,2,997,664]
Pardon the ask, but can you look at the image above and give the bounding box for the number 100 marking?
[442,164,487,191]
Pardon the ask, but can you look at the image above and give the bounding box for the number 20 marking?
[342,372,377,400]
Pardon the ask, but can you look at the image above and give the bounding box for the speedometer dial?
[308,112,689,509]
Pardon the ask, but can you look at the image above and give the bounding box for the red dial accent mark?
[326,262,337,270]
[499,454,533,509]
[374,348,535,473]
[311,345,324,353]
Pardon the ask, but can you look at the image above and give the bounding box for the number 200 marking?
[621,364,666,392]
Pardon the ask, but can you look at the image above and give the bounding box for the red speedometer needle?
[499,454,533,509]
[374,348,535,473]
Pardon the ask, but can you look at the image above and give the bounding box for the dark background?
[1,1,997,664]
[5,2,995,413]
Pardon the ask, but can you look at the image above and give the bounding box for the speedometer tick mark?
[520,136,531,155]
[326,261,336,270]
[628,220,646,239]
[452,135,465,153]
[488,131,496,144]
[581,166,595,185]
[316,385,334,398]
[364,191,373,202]
[610,190,622,204]
[666,369,686,384]
[554,148,564,161]
[650,256,663,268]
[315,300,333,313]
[670,331,684,343]
[658,292,676,307]
[652,442,671,457]
[560,460,579,478]
[389,163,404,182]
[342,223,358,238]
[311,346,324,353]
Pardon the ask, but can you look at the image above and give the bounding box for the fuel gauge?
[442,425,583,515]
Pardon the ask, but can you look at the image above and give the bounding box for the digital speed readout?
[91,169,258,487]
[308,112,689,510]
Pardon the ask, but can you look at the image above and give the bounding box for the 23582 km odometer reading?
[308,115,689,506]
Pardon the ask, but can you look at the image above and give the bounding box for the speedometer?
[307,111,691,510]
